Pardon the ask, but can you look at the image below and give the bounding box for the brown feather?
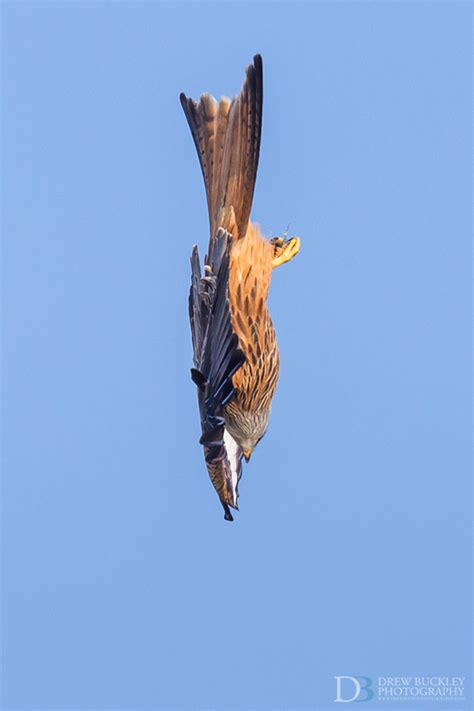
[226,223,280,419]
[180,55,263,239]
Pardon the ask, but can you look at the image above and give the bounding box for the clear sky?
[1,2,471,710]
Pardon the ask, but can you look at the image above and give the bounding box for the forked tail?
[180,54,263,239]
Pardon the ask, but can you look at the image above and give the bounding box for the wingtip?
[223,504,234,522]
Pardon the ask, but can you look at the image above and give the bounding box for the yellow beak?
[243,450,252,463]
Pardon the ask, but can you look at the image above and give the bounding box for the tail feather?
[180,54,263,239]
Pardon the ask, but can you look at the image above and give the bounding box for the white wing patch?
[223,427,242,504]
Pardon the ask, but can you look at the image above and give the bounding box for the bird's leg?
[270,236,300,268]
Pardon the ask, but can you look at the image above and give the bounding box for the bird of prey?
[180,54,300,521]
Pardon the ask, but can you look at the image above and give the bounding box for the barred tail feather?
[180,54,263,239]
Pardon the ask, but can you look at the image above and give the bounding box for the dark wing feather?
[203,430,243,522]
[188,228,245,518]
[189,246,206,368]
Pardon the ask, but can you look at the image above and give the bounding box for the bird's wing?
[189,228,245,519]
[180,54,263,239]
[203,429,243,521]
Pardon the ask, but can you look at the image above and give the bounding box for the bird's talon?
[272,237,300,268]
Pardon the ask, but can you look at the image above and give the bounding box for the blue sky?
[1,2,471,710]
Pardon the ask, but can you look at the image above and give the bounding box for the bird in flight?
[180,54,300,521]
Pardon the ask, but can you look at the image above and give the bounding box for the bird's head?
[226,408,271,465]
[240,433,264,463]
